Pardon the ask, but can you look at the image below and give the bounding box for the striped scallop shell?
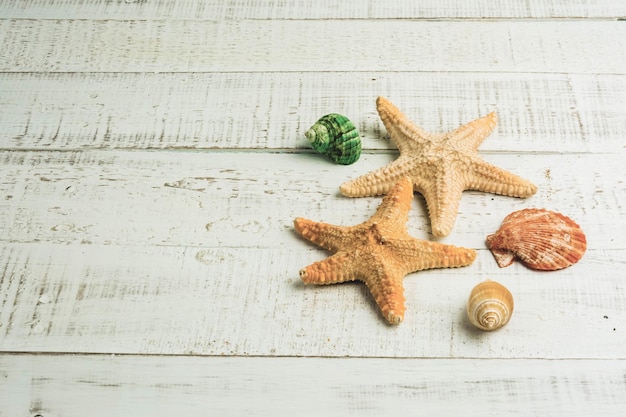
[467,280,514,331]
[305,113,361,165]
[486,208,586,271]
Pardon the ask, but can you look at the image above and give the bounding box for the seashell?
[467,280,514,331]
[305,113,361,165]
[486,208,586,271]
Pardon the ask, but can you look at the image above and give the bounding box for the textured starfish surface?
[340,97,537,237]
[294,178,476,325]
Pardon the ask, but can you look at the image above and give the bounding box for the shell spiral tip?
[305,113,361,165]
[467,280,514,331]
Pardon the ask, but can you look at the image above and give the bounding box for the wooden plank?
[1,354,626,416]
[0,150,623,250]
[569,73,626,147]
[0,244,623,358]
[1,0,625,19]
[1,20,624,73]
[371,1,626,19]
[1,72,624,153]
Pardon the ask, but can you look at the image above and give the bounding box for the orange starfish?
[294,178,476,325]
[340,97,537,237]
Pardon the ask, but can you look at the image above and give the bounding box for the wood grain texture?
[0,151,623,249]
[1,20,624,73]
[1,72,624,152]
[1,354,626,417]
[1,0,625,19]
[1,242,623,358]
[1,0,626,413]
[0,150,623,357]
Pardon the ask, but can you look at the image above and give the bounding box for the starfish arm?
[419,177,466,237]
[299,252,356,285]
[339,156,413,197]
[368,177,413,234]
[449,112,498,151]
[376,96,433,153]
[468,158,537,197]
[294,217,351,252]
[361,264,406,325]
[389,238,477,272]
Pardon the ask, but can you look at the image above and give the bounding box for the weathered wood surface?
[2,0,625,19]
[1,355,625,417]
[1,0,625,415]
[0,151,624,357]
[0,151,622,249]
[1,73,624,153]
[1,20,625,73]
[1,241,624,358]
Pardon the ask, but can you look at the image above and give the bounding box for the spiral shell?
[467,280,514,331]
[305,113,361,165]
[486,208,586,271]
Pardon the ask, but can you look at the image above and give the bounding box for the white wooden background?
[1,1,625,415]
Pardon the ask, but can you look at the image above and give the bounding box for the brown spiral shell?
[467,280,514,331]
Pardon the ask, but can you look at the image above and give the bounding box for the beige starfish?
[294,178,476,325]
[340,97,537,237]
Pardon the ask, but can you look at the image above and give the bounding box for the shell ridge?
[486,208,586,270]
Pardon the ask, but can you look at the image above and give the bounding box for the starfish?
[294,178,476,325]
[340,97,537,237]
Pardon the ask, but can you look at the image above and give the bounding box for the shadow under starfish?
[340,97,537,237]
[294,178,476,325]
